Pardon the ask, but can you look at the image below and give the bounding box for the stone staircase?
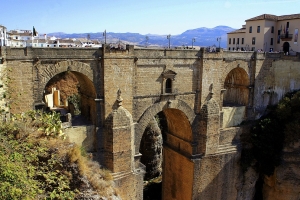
[217,143,240,155]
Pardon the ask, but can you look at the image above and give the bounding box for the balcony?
[280,34,293,41]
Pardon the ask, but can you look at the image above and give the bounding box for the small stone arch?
[36,60,97,124]
[134,99,195,154]
[223,67,250,106]
[38,60,94,92]
[222,63,249,83]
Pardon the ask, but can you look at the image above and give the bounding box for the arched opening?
[44,71,96,126]
[222,67,249,128]
[140,108,194,200]
[223,67,249,106]
[165,78,172,93]
[283,42,290,54]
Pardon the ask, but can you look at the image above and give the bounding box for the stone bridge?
[1,46,300,199]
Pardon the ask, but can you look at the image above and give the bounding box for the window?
[277,30,281,44]
[228,47,231,50]
[242,38,244,44]
[165,78,172,93]
[252,37,256,45]
[251,47,255,51]
[271,26,274,33]
[249,26,252,33]
[233,47,235,51]
[270,38,273,45]
[233,38,235,44]
[257,26,260,33]
[237,38,240,45]
[229,38,231,44]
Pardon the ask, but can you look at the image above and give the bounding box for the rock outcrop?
[140,117,163,180]
[263,140,300,200]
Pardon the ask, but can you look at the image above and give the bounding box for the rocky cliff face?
[140,117,162,180]
[263,140,300,200]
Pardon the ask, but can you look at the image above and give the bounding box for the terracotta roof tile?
[246,14,278,21]
[227,28,246,34]
[277,14,300,21]
[246,13,300,22]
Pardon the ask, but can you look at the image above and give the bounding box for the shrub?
[0,110,116,199]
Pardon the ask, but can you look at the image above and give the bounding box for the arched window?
[165,78,172,93]
[161,69,177,94]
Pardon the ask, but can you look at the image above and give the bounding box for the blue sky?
[2,0,300,35]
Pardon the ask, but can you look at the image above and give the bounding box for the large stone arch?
[161,108,195,200]
[134,99,196,154]
[136,102,196,200]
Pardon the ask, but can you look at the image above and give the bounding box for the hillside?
[48,26,235,48]
[0,110,119,199]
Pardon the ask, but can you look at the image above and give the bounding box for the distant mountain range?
[48,26,235,48]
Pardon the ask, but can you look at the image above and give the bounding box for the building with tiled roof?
[7,29,35,47]
[227,13,300,54]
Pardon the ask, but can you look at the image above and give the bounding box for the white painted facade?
[0,25,8,46]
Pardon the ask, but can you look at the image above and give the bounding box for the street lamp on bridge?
[192,38,196,49]
[167,34,171,49]
[217,37,221,49]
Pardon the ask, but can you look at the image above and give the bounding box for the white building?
[0,25,8,46]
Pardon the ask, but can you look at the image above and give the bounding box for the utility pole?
[192,38,196,49]
[167,34,171,49]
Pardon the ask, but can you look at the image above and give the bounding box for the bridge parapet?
[4,47,102,60]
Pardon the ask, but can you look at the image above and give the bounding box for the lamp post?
[145,36,149,48]
[167,34,171,49]
[192,38,195,49]
[217,37,221,49]
[103,30,106,44]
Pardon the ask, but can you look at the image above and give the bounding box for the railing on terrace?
[280,34,293,40]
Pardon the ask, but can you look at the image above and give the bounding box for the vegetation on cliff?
[0,110,116,199]
[242,90,300,176]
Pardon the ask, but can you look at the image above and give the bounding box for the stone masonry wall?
[6,60,34,113]
[2,46,300,200]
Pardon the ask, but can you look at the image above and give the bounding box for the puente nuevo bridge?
[0,45,300,199]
